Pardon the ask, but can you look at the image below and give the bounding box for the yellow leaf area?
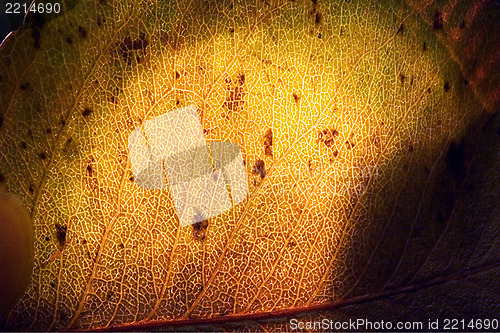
[0,0,484,330]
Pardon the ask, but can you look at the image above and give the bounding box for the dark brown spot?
[433,10,443,30]
[129,176,134,181]
[175,71,180,79]
[78,26,87,38]
[59,312,67,321]
[459,19,465,29]
[21,141,27,149]
[82,108,92,117]
[408,143,414,153]
[399,73,405,84]
[423,41,427,51]
[0,174,4,182]
[315,12,322,25]
[462,76,468,85]
[66,37,73,44]
[252,159,266,178]
[443,81,450,92]
[288,240,297,247]
[45,236,50,241]
[55,224,67,247]
[317,128,338,147]
[263,128,273,156]
[410,76,414,86]
[397,23,404,34]
[60,119,66,126]
[318,32,322,38]
[86,165,93,177]
[119,243,124,249]
[427,87,431,94]
[50,282,55,287]
[0,116,3,128]
[20,83,30,90]
[292,93,300,104]
[46,128,52,134]
[193,220,209,241]
[39,152,47,160]
[29,184,34,193]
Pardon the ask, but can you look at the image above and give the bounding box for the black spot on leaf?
[444,81,450,92]
[55,224,67,247]
[397,23,404,34]
[399,73,405,84]
[39,152,47,160]
[82,108,92,117]
[0,116,3,128]
[0,173,4,182]
[45,128,52,134]
[29,184,34,193]
[78,26,87,38]
[433,10,443,30]
[66,37,73,44]
[175,71,180,79]
[423,41,427,51]
[293,93,300,104]
[315,12,322,25]
[21,141,27,149]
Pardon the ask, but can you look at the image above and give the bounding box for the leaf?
[0,0,498,330]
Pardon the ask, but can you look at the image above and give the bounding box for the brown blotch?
[0,173,4,182]
[78,26,87,38]
[396,23,404,34]
[29,184,34,193]
[317,128,338,147]
[399,73,405,84]
[45,128,52,134]
[423,41,427,51]
[263,128,273,156]
[252,159,266,178]
[21,141,27,149]
[443,81,450,92]
[193,220,209,241]
[55,224,67,247]
[39,152,47,160]
[427,87,432,94]
[119,243,124,249]
[408,143,414,153]
[66,37,73,44]
[129,175,134,182]
[433,10,443,30]
[45,236,50,242]
[20,82,30,90]
[175,71,180,79]
[292,93,300,104]
[82,108,92,117]
[0,116,3,128]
